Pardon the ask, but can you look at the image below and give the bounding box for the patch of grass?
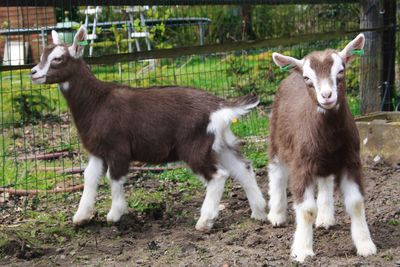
[232,111,268,138]
[157,167,197,183]
[150,168,203,203]
[127,188,165,213]
[0,210,79,254]
[24,211,76,243]
[241,141,268,169]
[388,219,399,226]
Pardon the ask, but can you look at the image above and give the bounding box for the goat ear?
[272,52,303,70]
[339,33,365,65]
[69,26,87,58]
[51,30,61,45]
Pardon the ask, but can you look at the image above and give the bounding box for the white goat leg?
[315,176,335,229]
[218,149,267,221]
[73,156,103,225]
[341,174,377,256]
[291,186,317,262]
[196,169,228,232]
[267,158,288,226]
[107,174,128,223]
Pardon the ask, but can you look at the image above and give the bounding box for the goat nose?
[321,91,332,99]
[31,69,37,75]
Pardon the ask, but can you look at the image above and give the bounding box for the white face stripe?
[31,46,66,83]
[302,55,343,110]
[302,59,317,84]
[331,53,344,78]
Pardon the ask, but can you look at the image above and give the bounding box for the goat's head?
[31,26,87,84]
[272,34,365,111]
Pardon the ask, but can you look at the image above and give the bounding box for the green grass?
[127,188,165,213]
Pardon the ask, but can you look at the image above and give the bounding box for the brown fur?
[40,46,258,181]
[269,51,363,203]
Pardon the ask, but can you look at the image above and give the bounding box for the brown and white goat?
[268,34,377,262]
[30,26,267,230]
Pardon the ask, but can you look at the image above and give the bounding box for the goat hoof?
[195,217,214,232]
[72,211,93,225]
[315,214,335,229]
[356,240,377,256]
[291,248,315,263]
[251,210,267,221]
[106,208,127,223]
[267,211,286,226]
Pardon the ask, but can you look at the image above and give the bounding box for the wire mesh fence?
[0,1,398,211]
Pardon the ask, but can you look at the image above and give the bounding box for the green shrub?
[11,91,56,124]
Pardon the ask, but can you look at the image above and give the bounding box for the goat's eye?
[337,69,345,79]
[53,57,62,63]
[303,76,313,86]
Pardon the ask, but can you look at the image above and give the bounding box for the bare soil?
[1,163,399,267]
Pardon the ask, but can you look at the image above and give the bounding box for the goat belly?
[308,149,347,177]
[132,150,179,165]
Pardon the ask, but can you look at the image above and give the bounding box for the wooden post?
[360,0,383,114]
[381,0,396,111]
[241,5,256,41]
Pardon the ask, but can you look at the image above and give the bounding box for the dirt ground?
[1,162,399,267]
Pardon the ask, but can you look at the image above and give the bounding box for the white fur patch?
[267,157,288,226]
[317,106,326,114]
[292,186,317,262]
[207,105,255,152]
[302,59,317,85]
[73,155,104,224]
[107,177,128,222]
[59,81,70,91]
[195,168,229,232]
[51,30,61,45]
[218,149,267,221]
[340,172,377,256]
[31,46,66,84]
[331,53,344,78]
[315,176,335,229]
[318,79,337,107]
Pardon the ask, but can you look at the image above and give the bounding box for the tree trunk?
[241,5,256,41]
[360,0,383,114]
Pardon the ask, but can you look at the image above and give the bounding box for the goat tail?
[229,92,260,112]
[207,93,259,150]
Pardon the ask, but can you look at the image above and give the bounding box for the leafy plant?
[12,91,56,124]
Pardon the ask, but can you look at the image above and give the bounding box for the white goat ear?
[339,33,365,65]
[272,52,303,70]
[69,26,87,58]
[51,30,61,45]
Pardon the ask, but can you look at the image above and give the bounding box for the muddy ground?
[1,162,399,267]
